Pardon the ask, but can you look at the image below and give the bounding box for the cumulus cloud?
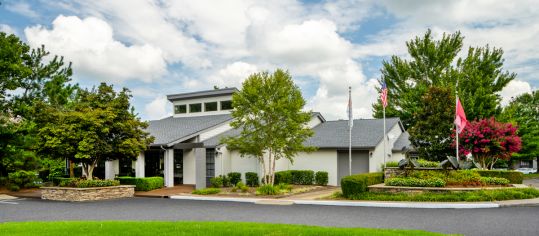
[144,96,172,120]
[207,62,259,88]
[24,15,167,83]
[0,24,16,35]
[499,80,533,106]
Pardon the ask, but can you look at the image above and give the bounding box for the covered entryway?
[337,150,369,185]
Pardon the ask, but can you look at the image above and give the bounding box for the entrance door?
[206,149,215,187]
[174,149,183,185]
[337,150,369,185]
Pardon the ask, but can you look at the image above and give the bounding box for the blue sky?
[1,0,537,121]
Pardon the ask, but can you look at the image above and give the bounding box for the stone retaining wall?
[41,185,135,201]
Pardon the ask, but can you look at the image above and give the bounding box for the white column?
[135,152,145,178]
[164,149,174,187]
[105,160,119,180]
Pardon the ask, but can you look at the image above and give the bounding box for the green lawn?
[0,221,452,236]
[524,173,539,179]
[333,187,539,202]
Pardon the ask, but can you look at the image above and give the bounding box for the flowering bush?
[455,118,521,169]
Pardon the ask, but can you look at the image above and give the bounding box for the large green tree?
[408,86,455,161]
[222,69,315,185]
[500,90,539,171]
[38,83,154,179]
[373,30,515,129]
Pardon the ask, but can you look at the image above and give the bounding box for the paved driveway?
[1,197,538,236]
[524,178,539,189]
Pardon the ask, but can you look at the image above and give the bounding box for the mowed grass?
[335,187,539,202]
[0,221,452,236]
[524,173,539,179]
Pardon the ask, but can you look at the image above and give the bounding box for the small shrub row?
[480,177,510,186]
[476,170,523,184]
[385,177,445,187]
[255,183,293,195]
[116,177,164,191]
[231,181,249,193]
[315,171,328,185]
[210,175,231,188]
[246,172,259,187]
[59,179,120,188]
[227,172,241,186]
[274,170,327,185]
[341,172,384,198]
[417,159,440,168]
[192,188,221,195]
[406,170,511,186]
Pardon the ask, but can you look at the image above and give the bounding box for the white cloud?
[144,96,171,120]
[24,15,167,83]
[499,80,533,106]
[0,24,16,35]
[207,62,259,88]
[5,2,40,19]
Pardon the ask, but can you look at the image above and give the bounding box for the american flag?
[380,81,388,108]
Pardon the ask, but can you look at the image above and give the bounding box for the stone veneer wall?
[41,185,135,202]
[384,167,455,179]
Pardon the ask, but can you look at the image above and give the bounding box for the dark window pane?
[174,105,187,114]
[220,100,232,110]
[189,103,202,113]
[204,102,218,112]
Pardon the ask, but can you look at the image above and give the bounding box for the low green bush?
[231,181,249,193]
[209,175,231,188]
[7,170,41,191]
[315,171,328,186]
[274,171,293,184]
[446,170,482,186]
[385,177,445,187]
[417,159,440,168]
[227,172,242,186]
[408,170,446,180]
[192,188,221,195]
[116,177,164,191]
[291,170,314,185]
[256,184,279,195]
[382,161,399,168]
[341,172,384,198]
[480,177,510,185]
[476,170,523,184]
[59,179,120,188]
[245,172,259,187]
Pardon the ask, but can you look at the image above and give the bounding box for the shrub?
[256,184,279,195]
[232,181,249,193]
[192,188,221,195]
[8,184,20,192]
[227,172,242,186]
[446,170,482,186]
[290,170,315,185]
[274,171,293,184]
[480,177,510,186]
[341,172,384,198]
[315,171,328,186]
[408,170,445,180]
[8,170,41,190]
[385,177,446,187]
[59,179,120,188]
[476,170,523,184]
[382,161,399,168]
[209,175,231,188]
[245,172,259,187]
[116,177,164,191]
[417,159,440,168]
[276,183,293,192]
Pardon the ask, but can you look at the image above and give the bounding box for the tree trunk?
[69,160,74,178]
[271,153,276,186]
[259,156,267,186]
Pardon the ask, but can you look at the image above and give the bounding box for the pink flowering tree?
[455,118,521,169]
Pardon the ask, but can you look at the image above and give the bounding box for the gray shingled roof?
[147,114,232,146]
[392,131,412,151]
[204,117,403,149]
[304,118,401,149]
[167,88,237,102]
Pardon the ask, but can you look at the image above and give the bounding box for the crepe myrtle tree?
[222,69,316,186]
[455,117,521,170]
[38,83,154,179]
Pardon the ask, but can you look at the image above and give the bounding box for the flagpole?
[456,81,459,161]
[349,86,352,176]
[383,103,387,169]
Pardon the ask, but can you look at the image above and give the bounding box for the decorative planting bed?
[41,185,135,201]
[368,183,519,193]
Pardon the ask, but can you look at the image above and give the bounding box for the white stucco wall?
[183,149,196,184]
[278,150,339,186]
[370,123,404,172]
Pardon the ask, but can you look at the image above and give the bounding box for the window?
[174,105,187,114]
[204,102,218,112]
[220,100,233,110]
[189,103,202,113]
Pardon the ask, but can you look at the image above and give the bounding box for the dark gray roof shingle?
[147,114,232,146]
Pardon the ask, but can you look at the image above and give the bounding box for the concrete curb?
[169,195,501,208]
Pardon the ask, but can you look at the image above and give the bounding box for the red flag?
[454,99,467,133]
[380,81,388,108]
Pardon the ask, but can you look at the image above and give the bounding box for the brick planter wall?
[384,167,454,179]
[41,185,135,202]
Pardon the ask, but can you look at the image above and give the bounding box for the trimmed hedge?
[476,170,523,184]
[116,177,164,191]
[275,171,293,185]
[210,175,231,188]
[385,177,445,187]
[315,171,328,186]
[274,170,315,185]
[480,177,510,185]
[59,179,120,188]
[192,188,220,195]
[227,172,242,186]
[245,172,259,187]
[341,172,384,198]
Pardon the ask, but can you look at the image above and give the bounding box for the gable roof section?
[392,131,413,152]
[147,114,232,146]
[167,87,238,102]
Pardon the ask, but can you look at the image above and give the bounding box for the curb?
[169,195,501,209]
